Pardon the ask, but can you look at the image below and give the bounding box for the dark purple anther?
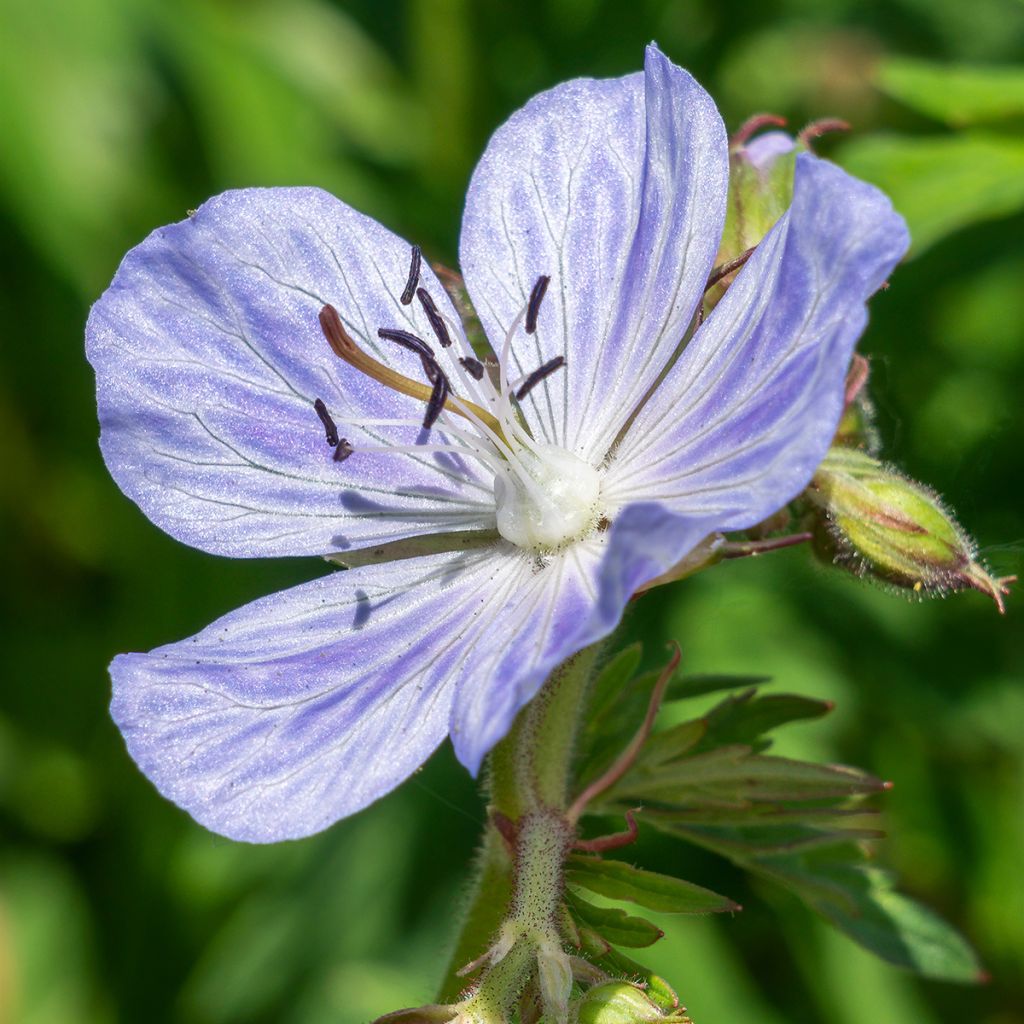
[313,398,340,447]
[333,438,354,462]
[459,356,485,380]
[525,275,550,335]
[416,287,452,348]
[377,327,440,383]
[400,245,421,305]
[515,355,565,400]
[423,374,450,430]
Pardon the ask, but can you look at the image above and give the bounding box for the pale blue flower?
[86,46,908,842]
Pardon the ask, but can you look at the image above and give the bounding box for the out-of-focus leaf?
[0,0,167,294]
[753,849,985,983]
[0,856,99,1023]
[566,894,664,948]
[840,133,1024,254]
[877,57,1024,125]
[566,857,740,915]
[152,0,419,215]
[665,673,772,701]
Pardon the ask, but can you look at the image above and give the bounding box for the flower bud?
[537,941,574,1024]
[832,354,880,454]
[710,118,851,308]
[808,448,1014,612]
[716,118,797,274]
[576,982,692,1024]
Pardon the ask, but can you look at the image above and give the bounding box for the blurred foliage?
[0,1,1021,1023]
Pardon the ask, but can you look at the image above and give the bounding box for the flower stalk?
[434,646,602,1020]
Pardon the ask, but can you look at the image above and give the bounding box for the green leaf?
[585,645,644,725]
[877,57,1024,126]
[654,821,884,858]
[840,133,1024,254]
[665,673,772,701]
[566,895,664,948]
[635,718,708,769]
[696,691,833,751]
[576,660,665,789]
[754,849,985,982]
[566,857,740,915]
[640,803,880,828]
[610,748,886,806]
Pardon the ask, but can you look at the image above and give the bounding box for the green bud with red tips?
[807,447,1014,612]
[716,116,796,274]
[576,982,693,1024]
[833,354,881,455]
[709,117,851,309]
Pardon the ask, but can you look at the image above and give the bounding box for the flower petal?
[87,187,494,559]
[604,154,910,529]
[459,44,728,463]
[112,547,507,842]
[449,505,717,774]
[113,507,715,841]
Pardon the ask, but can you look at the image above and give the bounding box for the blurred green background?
[1,0,1021,1021]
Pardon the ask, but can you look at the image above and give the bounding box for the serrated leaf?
[566,895,664,948]
[753,848,984,982]
[696,691,833,751]
[566,857,740,915]
[665,673,772,701]
[877,57,1024,126]
[611,748,886,805]
[840,133,1024,254]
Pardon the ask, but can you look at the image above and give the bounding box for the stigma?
[493,443,602,551]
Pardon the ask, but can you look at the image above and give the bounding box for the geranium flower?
[86,45,908,842]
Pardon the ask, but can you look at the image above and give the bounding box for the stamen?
[515,356,565,400]
[319,304,506,441]
[313,398,340,446]
[377,327,439,382]
[525,275,550,335]
[400,245,421,305]
[459,356,485,380]
[424,375,450,430]
[416,287,453,348]
[334,438,354,462]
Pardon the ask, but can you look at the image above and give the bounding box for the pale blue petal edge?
[111,505,715,841]
[459,44,728,464]
[605,153,910,530]
[87,186,494,560]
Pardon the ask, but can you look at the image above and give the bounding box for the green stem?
[435,644,601,1007]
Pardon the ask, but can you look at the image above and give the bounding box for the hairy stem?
[434,645,601,1010]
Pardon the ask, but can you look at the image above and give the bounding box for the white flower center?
[319,263,609,553]
[493,443,602,551]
